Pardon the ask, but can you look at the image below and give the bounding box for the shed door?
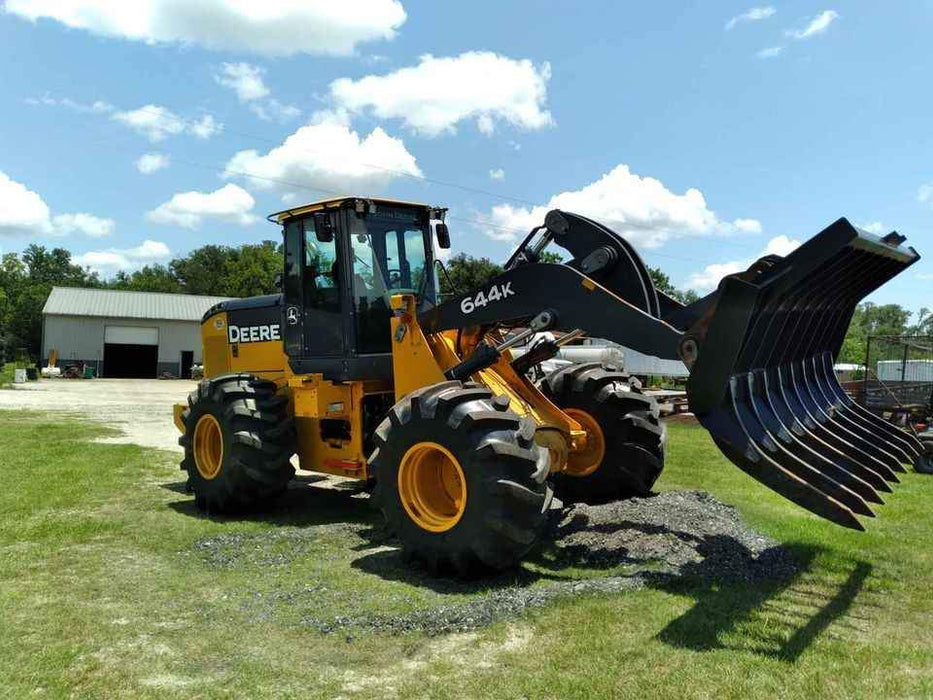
[104,326,158,345]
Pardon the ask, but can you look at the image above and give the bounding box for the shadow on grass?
[163,475,378,529]
[656,543,871,662]
[164,476,872,654]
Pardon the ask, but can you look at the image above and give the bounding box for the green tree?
[169,245,230,295]
[837,302,914,364]
[219,241,283,298]
[1,245,100,360]
[439,253,504,297]
[110,264,183,293]
[647,266,700,304]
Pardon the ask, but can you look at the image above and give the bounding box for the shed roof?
[42,287,234,322]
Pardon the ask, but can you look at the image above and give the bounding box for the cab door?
[282,215,345,359]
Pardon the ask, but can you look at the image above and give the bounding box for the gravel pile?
[297,491,802,636]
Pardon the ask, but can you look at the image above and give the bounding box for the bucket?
[13,368,27,384]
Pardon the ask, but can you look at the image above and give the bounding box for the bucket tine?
[706,405,865,530]
[761,367,890,497]
[687,218,920,529]
[736,374,875,516]
[779,364,899,484]
[817,352,924,457]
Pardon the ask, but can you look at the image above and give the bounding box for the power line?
[100,103,764,256]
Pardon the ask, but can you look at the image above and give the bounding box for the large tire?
[370,381,552,577]
[542,362,666,504]
[179,374,295,513]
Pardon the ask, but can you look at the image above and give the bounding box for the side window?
[283,219,302,303]
[403,229,427,292]
[384,229,401,289]
[303,218,340,311]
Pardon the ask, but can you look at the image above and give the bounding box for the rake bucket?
[686,218,922,529]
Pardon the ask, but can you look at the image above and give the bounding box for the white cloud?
[250,99,302,123]
[0,171,52,236]
[918,183,933,204]
[5,0,407,56]
[786,10,839,40]
[135,153,170,175]
[482,164,761,247]
[918,273,933,281]
[112,104,222,142]
[330,51,553,137]
[214,62,300,122]
[756,46,784,59]
[25,95,113,113]
[489,168,505,181]
[0,170,113,238]
[725,6,776,30]
[859,221,886,234]
[215,62,269,101]
[51,213,114,238]
[147,184,257,229]
[223,111,422,199]
[188,114,222,139]
[72,240,171,275]
[687,235,801,291]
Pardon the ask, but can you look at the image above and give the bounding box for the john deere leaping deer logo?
[286,307,299,326]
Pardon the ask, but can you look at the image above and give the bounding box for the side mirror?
[313,212,334,243]
[273,273,283,290]
[435,222,451,249]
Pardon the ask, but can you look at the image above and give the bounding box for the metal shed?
[41,287,233,378]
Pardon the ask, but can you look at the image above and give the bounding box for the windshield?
[349,205,435,353]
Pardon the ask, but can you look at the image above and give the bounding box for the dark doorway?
[103,343,158,378]
[180,351,194,379]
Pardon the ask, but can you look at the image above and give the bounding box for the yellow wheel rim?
[564,408,605,477]
[397,442,467,533]
[193,414,224,480]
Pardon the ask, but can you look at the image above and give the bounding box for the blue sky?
[0,1,930,313]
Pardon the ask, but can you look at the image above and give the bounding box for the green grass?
[1,413,932,698]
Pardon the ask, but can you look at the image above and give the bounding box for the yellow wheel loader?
[174,196,926,576]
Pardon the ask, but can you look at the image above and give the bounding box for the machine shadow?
[656,547,871,663]
[163,475,380,529]
[165,476,872,657]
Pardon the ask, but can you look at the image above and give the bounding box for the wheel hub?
[397,442,467,532]
[563,408,605,477]
[193,414,224,480]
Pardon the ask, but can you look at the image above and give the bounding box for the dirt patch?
[189,490,801,637]
[0,378,196,452]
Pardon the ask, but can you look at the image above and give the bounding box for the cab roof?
[269,196,433,223]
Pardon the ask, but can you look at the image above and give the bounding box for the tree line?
[0,241,282,361]
[1,242,929,364]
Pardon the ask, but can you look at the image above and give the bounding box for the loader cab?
[278,198,443,382]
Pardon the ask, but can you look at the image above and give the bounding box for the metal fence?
[846,335,933,423]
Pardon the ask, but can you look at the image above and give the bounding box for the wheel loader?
[174,196,929,576]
